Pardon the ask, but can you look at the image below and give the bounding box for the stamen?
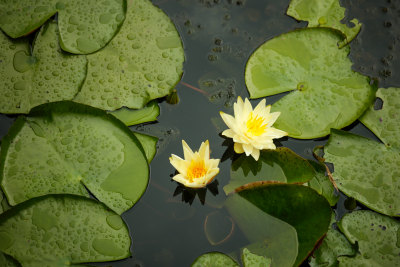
[246,112,267,136]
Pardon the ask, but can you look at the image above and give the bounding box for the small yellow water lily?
[220,96,287,161]
[169,140,220,188]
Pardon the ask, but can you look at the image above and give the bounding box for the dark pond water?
[1,0,399,266]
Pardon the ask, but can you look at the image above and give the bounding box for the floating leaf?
[360,87,400,148]
[337,210,400,266]
[245,28,375,139]
[0,101,149,214]
[0,195,131,266]
[133,132,158,163]
[225,193,298,267]
[110,101,160,126]
[74,0,184,110]
[0,0,126,54]
[191,252,239,267]
[242,248,271,267]
[324,129,400,217]
[0,22,87,114]
[224,147,315,194]
[234,183,331,266]
[286,0,361,47]
[0,252,20,267]
[307,160,338,206]
[309,214,356,267]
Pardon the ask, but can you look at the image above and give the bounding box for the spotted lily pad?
[360,87,400,148]
[242,248,271,267]
[225,193,298,267]
[191,252,239,267]
[110,101,160,126]
[324,129,400,217]
[0,195,131,267]
[287,0,361,47]
[0,101,149,214]
[245,28,375,139]
[224,147,315,194]
[233,183,331,266]
[74,0,184,110]
[0,22,87,114]
[0,252,20,267]
[0,0,126,54]
[337,210,400,266]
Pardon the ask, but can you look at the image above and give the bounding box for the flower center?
[246,112,267,136]
[187,160,207,182]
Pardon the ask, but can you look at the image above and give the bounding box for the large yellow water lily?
[169,140,220,188]
[220,96,288,161]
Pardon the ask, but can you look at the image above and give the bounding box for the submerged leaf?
[0,0,126,54]
[74,0,184,110]
[338,210,400,266]
[360,87,400,148]
[191,252,239,267]
[224,147,315,194]
[0,101,149,214]
[324,129,400,217]
[0,22,87,114]
[0,195,131,266]
[242,248,271,267]
[110,101,160,126]
[287,0,361,47]
[234,183,331,266]
[245,28,375,139]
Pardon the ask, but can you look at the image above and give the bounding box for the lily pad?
[74,0,184,110]
[0,0,126,54]
[360,87,400,148]
[0,252,20,267]
[0,195,131,266]
[0,22,87,114]
[323,129,400,217]
[245,28,375,139]
[0,101,149,214]
[337,210,400,266]
[133,132,158,163]
[234,183,331,266]
[307,160,338,206]
[287,0,361,47]
[191,252,239,267]
[224,147,316,194]
[110,100,160,126]
[242,248,271,267]
[225,193,298,267]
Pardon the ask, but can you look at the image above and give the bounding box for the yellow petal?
[222,129,235,138]
[234,142,245,154]
[253,98,266,115]
[250,148,260,161]
[242,143,253,156]
[220,112,239,132]
[199,140,209,160]
[169,154,189,175]
[182,140,194,160]
[243,98,253,116]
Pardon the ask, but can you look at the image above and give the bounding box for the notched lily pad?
[110,100,160,126]
[133,132,158,163]
[324,129,400,217]
[0,0,126,54]
[245,28,375,139]
[74,0,184,111]
[224,147,316,194]
[191,252,239,267]
[338,210,400,266]
[360,87,400,148]
[234,183,331,266]
[287,0,361,47]
[307,160,338,206]
[0,101,149,214]
[0,22,87,114]
[0,195,131,266]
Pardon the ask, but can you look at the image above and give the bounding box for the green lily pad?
[0,252,20,267]
[0,0,126,54]
[234,183,331,266]
[133,132,158,163]
[337,210,400,266]
[242,248,271,267]
[74,0,184,110]
[360,87,400,148]
[286,0,361,47]
[307,160,338,206]
[0,195,131,266]
[224,147,316,195]
[309,214,356,267]
[110,100,160,126]
[245,28,375,139]
[191,252,239,267]
[225,193,298,267]
[324,129,400,217]
[0,101,149,214]
[0,22,87,114]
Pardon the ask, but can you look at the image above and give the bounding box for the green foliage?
[307,161,339,206]
[110,101,160,126]
[191,252,239,267]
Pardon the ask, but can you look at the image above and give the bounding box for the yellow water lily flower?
[169,140,220,188]
[220,96,288,161]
